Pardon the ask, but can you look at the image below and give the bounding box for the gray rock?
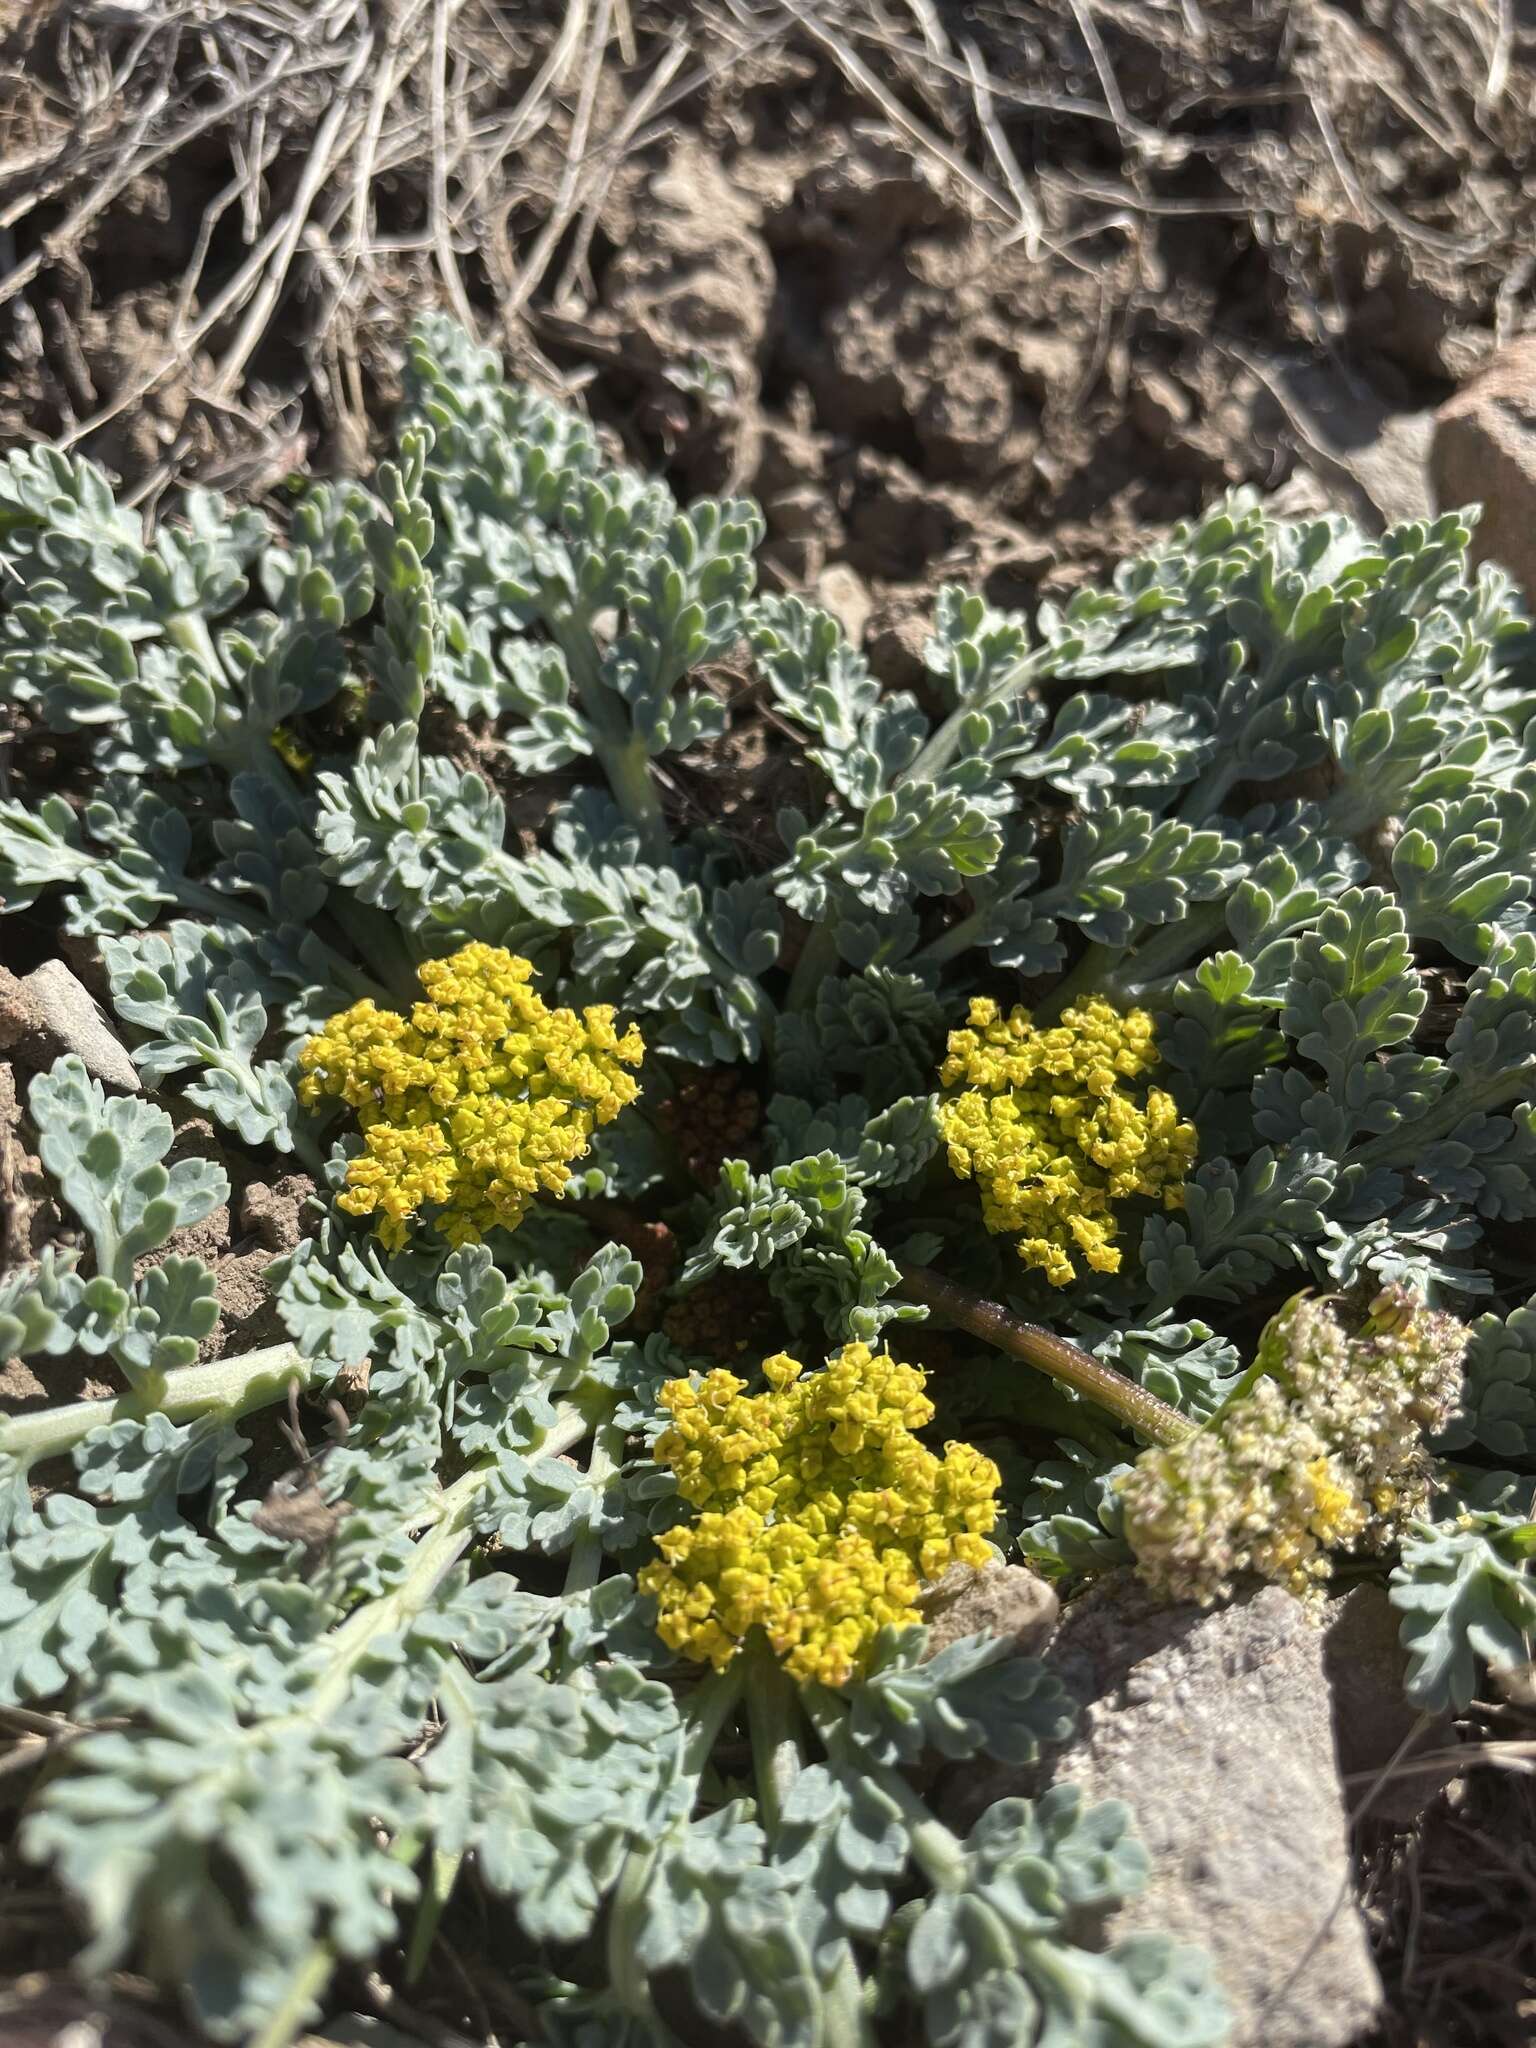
[1244,350,1433,528]
[952,1575,1383,2048]
[1432,336,1536,599]
[0,959,141,1093]
[1343,408,1436,529]
[919,1559,1058,1660]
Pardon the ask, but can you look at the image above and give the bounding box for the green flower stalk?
[896,1262,1195,1446]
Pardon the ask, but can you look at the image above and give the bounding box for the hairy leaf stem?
[1029,942,1127,1023]
[605,1846,681,2037]
[789,637,1058,1011]
[1115,901,1230,989]
[328,899,423,1002]
[0,1339,312,1469]
[165,613,306,801]
[1354,1067,1536,1167]
[606,1662,747,2025]
[238,1437,570,2048]
[165,610,228,689]
[896,1264,1195,1446]
[915,905,992,969]
[210,1399,593,2045]
[681,1660,750,1774]
[785,920,840,1013]
[310,1463,493,1715]
[561,1418,624,1600]
[745,1639,808,1835]
[906,645,1053,787]
[245,1942,337,2048]
[1175,752,1239,823]
[282,1118,330,1180]
[405,1667,476,1984]
[239,1409,589,2048]
[547,601,671,863]
[870,1758,968,1892]
[313,1400,592,1725]
[1034,903,1232,1022]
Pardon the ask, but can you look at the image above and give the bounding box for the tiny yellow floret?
[298,942,643,1250]
[937,994,1195,1286]
[639,1341,1001,1688]
[269,723,314,774]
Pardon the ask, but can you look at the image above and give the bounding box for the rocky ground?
[4,2,1536,2043]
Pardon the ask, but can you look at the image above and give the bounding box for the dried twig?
[346,0,434,266]
[552,28,689,308]
[959,36,1043,258]
[781,0,1021,228]
[208,22,376,399]
[0,54,172,304]
[897,0,945,62]
[0,34,325,242]
[430,0,478,333]
[504,0,613,315]
[1065,0,1135,155]
[845,20,1128,129]
[449,0,588,230]
[1481,0,1513,112]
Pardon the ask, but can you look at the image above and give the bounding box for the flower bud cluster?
[298,942,643,1250]
[938,995,1195,1286]
[657,1066,763,1187]
[661,1268,778,1359]
[640,1342,1001,1687]
[1120,1287,1468,1606]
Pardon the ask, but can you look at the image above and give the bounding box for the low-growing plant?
[2,316,1535,2046]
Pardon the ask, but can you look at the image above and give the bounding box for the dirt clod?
[239,1175,317,1255]
[210,1248,285,1356]
[599,136,777,495]
[813,563,874,647]
[919,1559,1059,1660]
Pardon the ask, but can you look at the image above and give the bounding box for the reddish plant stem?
[896,1263,1196,1446]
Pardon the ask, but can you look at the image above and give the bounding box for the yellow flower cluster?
[298,942,643,1251]
[938,995,1195,1286]
[639,1343,1001,1687]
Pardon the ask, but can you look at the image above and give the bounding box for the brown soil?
[1361,1721,1536,2048]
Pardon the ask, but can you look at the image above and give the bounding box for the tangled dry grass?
[2,0,1534,524]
